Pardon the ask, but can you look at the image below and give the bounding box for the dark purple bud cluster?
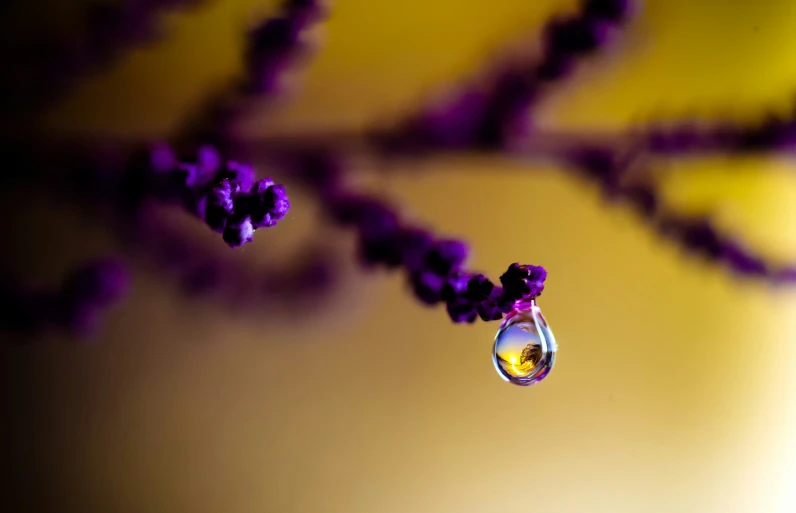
[1,259,129,337]
[644,123,732,154]
[376,0,636,153]
[323,184,546,323]
[643,109,796,156]
[539,0,634,68]
[583,0,635,22]
[569,146,626,194]
[147,144,290,248]
[243,0,330,94]
[735,113,796,151]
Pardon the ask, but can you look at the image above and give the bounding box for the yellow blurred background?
[8,0,796,512]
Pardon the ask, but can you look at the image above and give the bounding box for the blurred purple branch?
[0,0,207,124]
[171,0,330,153]
[0,259,129,340]
[642,113,796,155]
[565,147,796,282]
[243,123,796,162]
[286,150,547,323]
[373,0,636,153]
[269,130,796,297]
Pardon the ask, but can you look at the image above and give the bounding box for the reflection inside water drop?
[493,301,557,386]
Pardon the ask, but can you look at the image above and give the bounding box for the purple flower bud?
[244,16,307,93]
[146,143,197,199]
[222,215,255,248]
[219,161,255,191]
[284,0,330,23]
[500,263,546,302]
[248,179,291,229]
[252,178,276,194]
[570,147,622,193]
[424,239,469,276]
[477,71,538,147]
[491,286,516,314]
[409,271,445,305]
[739,116,796,150]
[544,16,611,57]
[446,298,478,323]
[358,230,403,268]
[250,212,276,229]
[476,300,504,322]
[582,0,635,23]
[198,145,221,173]
[248,17,301,57]
[466,274,495,302]
[150,142,177,172]
[440,272,474,302]
[681,220,723,258]
[536,53,576,81]
[204,179,240,232]
[721,242,768,276]
[623,183,659,216]
[263,184,290,221]
[395,227,434,271]
[416,89,488,149]
[177,164,199,187]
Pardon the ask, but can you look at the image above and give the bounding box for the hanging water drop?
[493,300,557,386]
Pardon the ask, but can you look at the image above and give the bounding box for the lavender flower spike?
[307,151,546,323]
[147,145,291,248]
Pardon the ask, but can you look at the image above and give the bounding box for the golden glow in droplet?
[493,301,557,386]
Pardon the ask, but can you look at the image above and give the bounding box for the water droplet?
[493,300,557,386]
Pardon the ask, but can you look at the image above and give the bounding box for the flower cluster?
[329,191,547,323]
[300,151,547,323]
[147,144,290,248]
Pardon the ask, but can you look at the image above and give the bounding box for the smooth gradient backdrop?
[7,1,796,512]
